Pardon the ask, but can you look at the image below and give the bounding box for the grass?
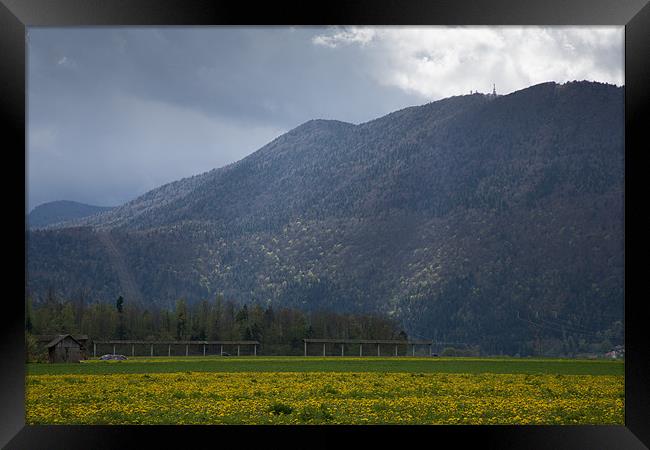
[27,356,624,376]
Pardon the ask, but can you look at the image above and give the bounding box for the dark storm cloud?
[27,27,423,210]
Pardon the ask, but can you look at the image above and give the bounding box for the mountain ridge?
[27,80,624,355]
[28,200,115,229]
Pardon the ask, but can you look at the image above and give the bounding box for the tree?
[263,305,275,327]
[209,293,225,340]
[161,309,174,340]
[176,299,187,340]
[56,302,77,334]
[196,299,209,340]
[25,332,44,363]
[223,301,236,339]
[244,322,262,341]
[116,296,126,339]
[236,304,249,324]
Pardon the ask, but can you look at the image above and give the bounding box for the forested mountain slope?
[27,81,624,355]
[28,200,114,229]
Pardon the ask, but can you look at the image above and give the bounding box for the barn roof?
[35,334,89,344]
[45,334,82,348]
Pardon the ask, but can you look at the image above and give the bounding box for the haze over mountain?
[28,200,114,229]
[26,81,624,355]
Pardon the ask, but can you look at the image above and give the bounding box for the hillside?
[28,200,114,229]
[26,81,624,355]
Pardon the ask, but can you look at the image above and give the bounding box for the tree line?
[26,288,404,355]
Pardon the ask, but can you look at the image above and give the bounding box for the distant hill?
[26,81,624,355]
[28,201,114,229]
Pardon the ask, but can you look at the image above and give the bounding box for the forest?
[26,289,404,357]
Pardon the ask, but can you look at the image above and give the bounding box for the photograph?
[23,25,627,426]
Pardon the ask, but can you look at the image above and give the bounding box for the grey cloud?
[27,26,621,211]
[27,27,423,210]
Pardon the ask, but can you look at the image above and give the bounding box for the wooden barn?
[35,334,83,363]
[35,334,90,361]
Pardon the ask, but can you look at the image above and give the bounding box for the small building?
[44,334,83,363]
[35,334,91,360]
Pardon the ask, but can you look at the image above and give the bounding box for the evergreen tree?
[116,296,126,339]
[176,299,187,340]
[235,304,249,323]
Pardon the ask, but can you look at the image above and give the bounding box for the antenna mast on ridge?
[492,83,497,96]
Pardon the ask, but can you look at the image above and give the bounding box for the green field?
[26,357,624,425]
[27,356,623,376]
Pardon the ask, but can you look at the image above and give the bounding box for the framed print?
[1,0,648,448]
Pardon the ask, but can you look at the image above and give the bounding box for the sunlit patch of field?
[26,360,624,425]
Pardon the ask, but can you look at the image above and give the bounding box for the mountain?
[26,81,624,355]
[28,200,114,229]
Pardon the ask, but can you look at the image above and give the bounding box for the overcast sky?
[27,26,624,211]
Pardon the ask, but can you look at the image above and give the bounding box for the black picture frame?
[1,0,648,448]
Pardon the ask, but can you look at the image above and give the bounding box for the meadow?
[26,357,624,425]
